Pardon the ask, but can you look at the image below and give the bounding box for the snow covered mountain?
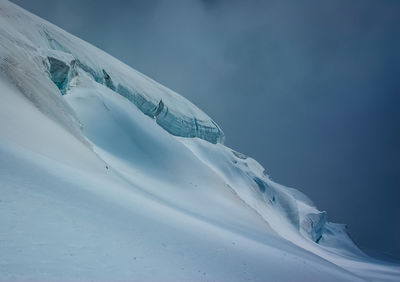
[0,0,399,281]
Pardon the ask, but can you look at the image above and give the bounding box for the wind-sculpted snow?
[44,54,225,143]
[0,38,84,145]
[1,1,399,281]
[0,1,224,144]
[301,212,327,242]
[180,138,334,245]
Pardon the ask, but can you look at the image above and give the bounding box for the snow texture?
[0,0,399,281]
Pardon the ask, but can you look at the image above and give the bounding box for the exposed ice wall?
[0,0,333,243]
[0,41,85,145]
[0,1,224,144]
[42,51,329,243]
[44,55,225,144]
[301,212,327,242]
[0,0,330,244]
[47,57,72,95]
[179,138,332,244]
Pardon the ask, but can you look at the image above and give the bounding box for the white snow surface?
[0,0,399,281]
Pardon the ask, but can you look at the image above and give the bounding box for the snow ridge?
[0,1,399,281]
[0,0,224,144]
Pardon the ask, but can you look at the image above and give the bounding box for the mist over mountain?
[0,1,399,281]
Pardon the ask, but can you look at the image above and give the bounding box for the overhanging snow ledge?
[45,55,225,144]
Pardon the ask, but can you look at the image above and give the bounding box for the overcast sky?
[11,0,400,259]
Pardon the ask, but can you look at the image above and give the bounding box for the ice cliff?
[1,1,399,281]
[0,0,361,246]
[0,1,224,144]
[0,0,327,244]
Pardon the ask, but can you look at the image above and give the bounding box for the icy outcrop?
[102,69,115,91]
[43,53,225,143]
[0,0,328,243]
[45,54,224,144]
[46,56,78,95]
[154,99,164,117]
[99,70,224,143]
[47,57,70,94]
[180,138,336,244]
[251,175,300,228]
[0,1,224,144]
[156,111,224,144]
[253,176,267,193]
[2,2,400,281]
[231,150,248,160]
[0,43,84,145]
[301,211,327,242]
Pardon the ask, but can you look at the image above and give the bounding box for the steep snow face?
[0,0,224,144]
[0,60,363,282]
[0,1,399,281]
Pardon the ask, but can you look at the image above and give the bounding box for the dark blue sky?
[11,0,400,258]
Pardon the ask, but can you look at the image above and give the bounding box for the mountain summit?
[0,1,398,281]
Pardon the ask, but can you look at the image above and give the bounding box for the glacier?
[0,0,399,281]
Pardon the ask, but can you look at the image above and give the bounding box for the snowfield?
[0,0,399,281]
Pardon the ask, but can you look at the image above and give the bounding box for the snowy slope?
[0,0,399,281]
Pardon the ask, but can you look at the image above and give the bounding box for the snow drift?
[0,0,399,281]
